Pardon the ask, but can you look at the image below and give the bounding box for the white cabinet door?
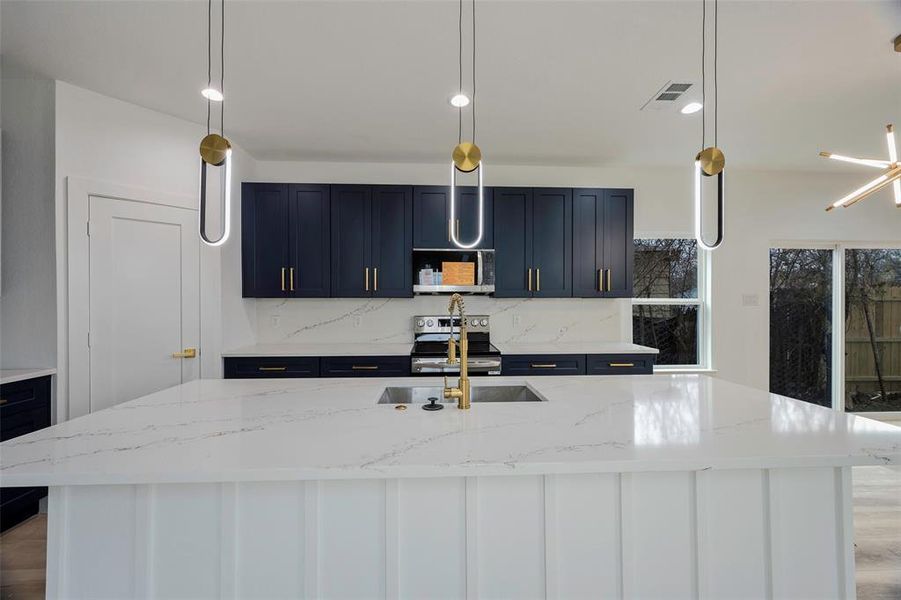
[88,196,199,412]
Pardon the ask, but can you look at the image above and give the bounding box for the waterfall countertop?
[2,375,899,487]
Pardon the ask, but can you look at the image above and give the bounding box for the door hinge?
[86,221,91,236]
[87,331,91,347]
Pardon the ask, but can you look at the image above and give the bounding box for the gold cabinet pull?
[0,399,8,406]
[448,219,452,241]
[536,268,541,292]
[598,268,604,292]
[365,267,370,291]
[531,363,557,369]
[289,267,295,292]
[352,365,379,371]
[172,348,197,359]
[527,268,533,292]
[281,267,286,292]
[607,268,612,292]
[258,366,287,372]
[374,267,378,292]
[456,219,460,238]
[609,362,635,368]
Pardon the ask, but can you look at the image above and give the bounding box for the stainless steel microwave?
[412,248,495,294]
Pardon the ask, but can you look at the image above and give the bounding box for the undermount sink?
[378,385,545,405]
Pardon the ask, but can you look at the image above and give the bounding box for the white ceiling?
[3,0,900,169]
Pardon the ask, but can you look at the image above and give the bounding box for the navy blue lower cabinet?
[320,356,410,377]
[223,357,320,379]
[1,375,51,532]
[501,355,586,376]
[586,354,655,375]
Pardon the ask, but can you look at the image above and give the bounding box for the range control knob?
[480,318,489,327]
[416,319,425,327]
[426,319,434,327]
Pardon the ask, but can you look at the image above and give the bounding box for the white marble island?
[2,375,899,599]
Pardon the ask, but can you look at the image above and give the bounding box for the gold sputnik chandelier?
[821,124,900,211]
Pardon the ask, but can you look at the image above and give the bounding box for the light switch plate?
[742,294,760,307]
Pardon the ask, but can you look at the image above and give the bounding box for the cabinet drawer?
[1,376,51,443]
[223,357,320,379]
[501,354,586,376]
[320,356,410,378]
[586,354,655,375]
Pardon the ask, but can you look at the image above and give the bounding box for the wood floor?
[1,466,898,599]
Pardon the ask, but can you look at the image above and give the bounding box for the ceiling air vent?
[641,81,695,111]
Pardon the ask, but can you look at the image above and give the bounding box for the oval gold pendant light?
[693,0,725,251]
[197,0,232,247]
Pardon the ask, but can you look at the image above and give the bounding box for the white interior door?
[88,196,200,413]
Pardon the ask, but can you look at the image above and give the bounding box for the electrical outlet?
[353,315,363,328]
[513,314,522,328]
[270,315,280,327]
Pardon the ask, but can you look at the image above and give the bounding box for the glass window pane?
[769,248,833,407]
[844,248,901,412]
[632,304,698,365]
[633,239,698,299]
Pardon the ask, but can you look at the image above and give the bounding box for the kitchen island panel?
[45,466,856,599]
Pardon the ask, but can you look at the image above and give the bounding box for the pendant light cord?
[456,0,477,145]
[701,0,705,150]
[206,0,212,136]
[458,0,463,145]
[220,0,225,137]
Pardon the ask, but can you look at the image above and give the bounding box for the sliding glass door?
[770,244,900,416]
[843,248,901,413]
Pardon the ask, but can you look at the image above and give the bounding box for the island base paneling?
[46,467,854,599]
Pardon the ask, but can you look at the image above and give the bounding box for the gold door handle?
[258,366,287,372]
[289,267,295,292]
[528,268,533,292]
[536,268,541,292]
[281,267,286,292]
[351,365,379,371]
[609,363,635,368]
[365,267,370,291]
[598,268,604,292]
[172,348,197,358]
[373,267,378,292]
[607,268,612,292]
[530,363,557,369]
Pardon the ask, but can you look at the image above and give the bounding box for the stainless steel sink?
[378,385,545,405]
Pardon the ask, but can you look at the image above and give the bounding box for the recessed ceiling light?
[449,93,470,108]
[201,88,224,102]
[681,102,703,115]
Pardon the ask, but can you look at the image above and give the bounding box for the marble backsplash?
[254,296,631,345]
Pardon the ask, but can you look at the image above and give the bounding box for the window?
[769,244,900,415]
[632,239,707,368]
[769,248,833,407]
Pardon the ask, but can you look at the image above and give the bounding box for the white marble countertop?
[222,343,413,357]
[2,375,899,487]
[495,342,658,355]
[1,368,57,386]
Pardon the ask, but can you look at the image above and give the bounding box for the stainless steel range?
[410,315,501,375]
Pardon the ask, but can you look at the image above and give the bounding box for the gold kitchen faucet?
[443,293,471,410]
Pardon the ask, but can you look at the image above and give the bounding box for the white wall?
[1,76,56,370]
[53,82,255,419]
[246,159,898,391]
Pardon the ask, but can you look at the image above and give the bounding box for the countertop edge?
[5,454,898,487]
[0,368,57,386]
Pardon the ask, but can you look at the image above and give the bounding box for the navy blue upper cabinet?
[412,185,493,249]
[371,186,413,297]
[494,188,533,297]
[332,185,412,298]
[494,188,571,298]
[243,183,330,298]
[331,186,372,298]
[289,184,331,297]
[573,188,634,298]
[531,188,572,297]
